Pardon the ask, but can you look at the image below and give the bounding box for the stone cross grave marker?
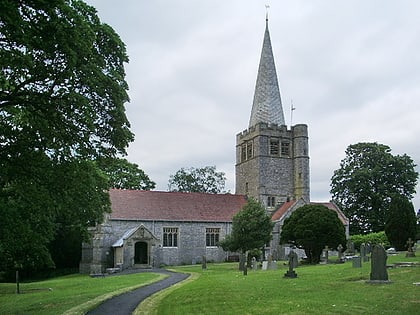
[406,238,416,257]
[284,250,298,278]
[346,239,355,255]
[337,244,344,263]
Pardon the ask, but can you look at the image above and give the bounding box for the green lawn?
[0,272,164,315]
[1,254,419,315]
[140,253,420,315]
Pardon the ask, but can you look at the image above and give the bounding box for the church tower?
[235,17,310,211]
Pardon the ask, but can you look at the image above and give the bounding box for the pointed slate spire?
[249,17,285,127]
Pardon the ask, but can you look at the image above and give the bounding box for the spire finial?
[265,4,270,22]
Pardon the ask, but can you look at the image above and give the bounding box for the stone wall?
[236,122,309,206]
[80,219,233,273]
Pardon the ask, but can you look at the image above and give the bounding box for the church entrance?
[134,241,148,265]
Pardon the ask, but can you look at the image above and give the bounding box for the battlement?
[237,122,290,140]
[291,124,308,138]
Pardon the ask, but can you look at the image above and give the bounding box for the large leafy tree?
[280,204,346,264]
[168,166,226,194]
[219,198,274,265]
[385,194,417,250]
[330,143,418,235]
[97,158,156,190]
[0,0,133,273]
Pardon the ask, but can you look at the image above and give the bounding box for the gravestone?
[346,240,355,255]
[284,250,298,278]
[269,260,278,270]
[352,256,362,268]
[360,243,366,258]
[406,238,416,257]
[322,245,329,264]
[360,243,369,262]
[369,245,389,282]
[202,255,207,270]
[366,242,372,255]
[251,257,258,271]
[337,244,344,263]
[262,261,268,271]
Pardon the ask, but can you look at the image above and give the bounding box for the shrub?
[350,231,390,250]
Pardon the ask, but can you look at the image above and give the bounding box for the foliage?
[385,194,417,250]
[0,0,133,273]
[330,142,418,235]
[97,157,156,190]
[168,166,226,194]
[350,231,390,250]
[280,204,346,264]
[219,198,273,254]
[417,209,420,240]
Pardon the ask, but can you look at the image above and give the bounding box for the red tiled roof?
[271,200,349,225]
[109,189,248,222]
[271,200,297,221]
[310,201,349,225]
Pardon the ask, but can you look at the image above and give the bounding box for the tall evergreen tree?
[280,204,346,264]
[385,194,417,250]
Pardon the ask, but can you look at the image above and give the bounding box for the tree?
[0,0,133,273]
[330,143,418,235]
[168,166,226,193]
[417,209,420,240]
[97,158,156,190]
[385,194,417,250]
[280,204,346,264]
[219,198,274,271]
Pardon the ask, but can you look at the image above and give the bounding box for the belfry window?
[241,145,247,162]
[246,141,253,159]
[270,138,279,155]
[281,142,290,156]
[163,227,178,247]
[267,196,276,207]
[206,228,220,247]
[241,141,254,161]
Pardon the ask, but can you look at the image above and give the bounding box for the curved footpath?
[87,269,189,315]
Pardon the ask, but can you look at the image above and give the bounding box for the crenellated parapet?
[237,122,290,141]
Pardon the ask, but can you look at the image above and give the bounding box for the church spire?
[249,17,285,128]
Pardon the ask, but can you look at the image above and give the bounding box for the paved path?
[87,270,189,315]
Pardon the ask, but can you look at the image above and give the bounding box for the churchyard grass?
[145,253,420,315]
[0,272,163,315]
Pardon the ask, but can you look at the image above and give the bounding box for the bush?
[350,231,390,250]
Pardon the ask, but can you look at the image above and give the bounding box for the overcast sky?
[85,0,420,210]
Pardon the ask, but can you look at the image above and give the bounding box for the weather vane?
[290,99,296,127]
[265,4,270,21]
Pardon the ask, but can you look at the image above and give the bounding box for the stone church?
[80,18,348,274]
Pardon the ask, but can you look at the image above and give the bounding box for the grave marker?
[284,250,298,278]
[368,245,390,283]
